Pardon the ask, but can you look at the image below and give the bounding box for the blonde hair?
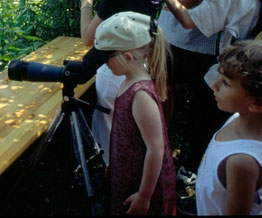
[114,26,170,101]
[219,40,262,100]
[128,27,170,101]
[147,27,171,101]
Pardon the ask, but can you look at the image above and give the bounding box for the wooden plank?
[0,36,95,175]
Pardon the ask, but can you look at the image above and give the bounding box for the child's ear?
[248,103,262,113]
[123,52,135,62]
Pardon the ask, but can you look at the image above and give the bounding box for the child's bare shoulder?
[226,154,260,176]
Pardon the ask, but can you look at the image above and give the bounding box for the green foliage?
[0,0,100,71]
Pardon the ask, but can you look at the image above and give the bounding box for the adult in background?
[80,0,163,165]
[159,0,261,184]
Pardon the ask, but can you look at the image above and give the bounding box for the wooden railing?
[0,36,95,175]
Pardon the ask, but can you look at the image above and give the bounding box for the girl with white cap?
[91,11,176,215]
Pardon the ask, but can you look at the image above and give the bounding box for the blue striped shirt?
[158,9,219,55]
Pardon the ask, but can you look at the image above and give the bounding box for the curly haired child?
[196,40,262,215]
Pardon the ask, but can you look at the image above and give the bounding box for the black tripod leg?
[28,110,65,167]
[70,111,96,216]
[76,107,104,159]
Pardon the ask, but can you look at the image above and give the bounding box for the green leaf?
[21,35,43,41]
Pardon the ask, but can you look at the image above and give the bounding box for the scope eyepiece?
[8,60,29,81]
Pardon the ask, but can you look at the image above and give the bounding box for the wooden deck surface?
[0,36,94,175]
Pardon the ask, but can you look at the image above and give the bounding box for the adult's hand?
[81,0,93,7]
[178,0,203,9]
[163,0,195,29]
[80,0,105,47]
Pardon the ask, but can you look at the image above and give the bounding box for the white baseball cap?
[94,11,155,51]
[82,11,158,77]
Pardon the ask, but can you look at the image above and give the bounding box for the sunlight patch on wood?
[0,103,8,109]
[0,84,8,89]
[38,114,47,118]
[10,85,24,90]
[25,119,33,124]
[40,87,53,93]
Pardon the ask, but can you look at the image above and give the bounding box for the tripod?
[32,81,110,215]
[2,81,110,216]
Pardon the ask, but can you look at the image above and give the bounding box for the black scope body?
[8,48,113,84]
[8,60,89,84]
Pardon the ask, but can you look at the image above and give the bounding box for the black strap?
[149,17,158,37]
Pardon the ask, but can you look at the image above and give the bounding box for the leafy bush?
[0,0,100,71]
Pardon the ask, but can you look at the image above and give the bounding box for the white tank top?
[196,113,262,215]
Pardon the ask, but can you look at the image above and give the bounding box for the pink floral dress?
[108,80,176,216]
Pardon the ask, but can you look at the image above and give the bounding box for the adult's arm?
[187,0,230,37]
[189,0,261,39]
[163,0,197,29]
[163,0,229,35]
[80,0,103,47]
